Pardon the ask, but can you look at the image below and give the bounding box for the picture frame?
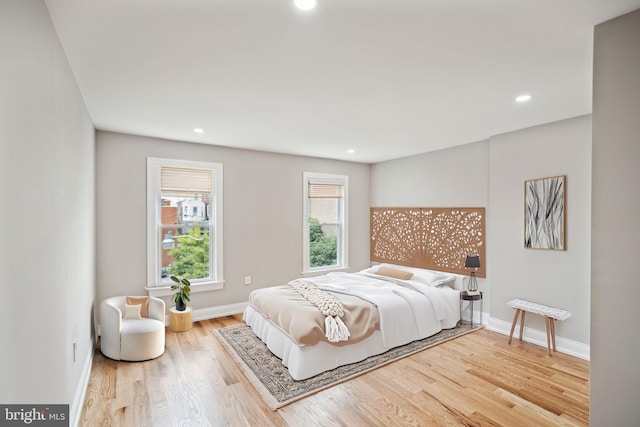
[524,175,566,250]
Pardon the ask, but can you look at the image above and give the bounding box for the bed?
[243,263,464,380]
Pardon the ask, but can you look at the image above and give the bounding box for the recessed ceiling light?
[294,0,316,11]
[347,149,355,154]
[193,128,204,134]
[515,94,532,103]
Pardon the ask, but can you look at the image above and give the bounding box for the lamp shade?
[464,255,481,268]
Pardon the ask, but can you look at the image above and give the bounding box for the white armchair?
[100,296,166,361]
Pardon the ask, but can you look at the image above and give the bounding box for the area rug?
[213,322,482,410]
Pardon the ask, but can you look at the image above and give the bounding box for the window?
[303,172,348,273]
[147,158,223,292]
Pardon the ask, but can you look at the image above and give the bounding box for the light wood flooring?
[80,315,589,426]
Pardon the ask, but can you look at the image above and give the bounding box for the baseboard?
[486,317,590,360]
[192,302,248,322]
[99,303,250,333]
[70,344,94,427]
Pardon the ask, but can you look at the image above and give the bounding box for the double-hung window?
[147,158,223,292]
[303,172,348,273]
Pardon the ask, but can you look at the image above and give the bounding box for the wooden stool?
[507,299,571,355]
[169,306,193,332]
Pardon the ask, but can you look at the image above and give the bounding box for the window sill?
[146,280,225,297]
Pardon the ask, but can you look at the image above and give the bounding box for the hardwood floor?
[80,315,589,426]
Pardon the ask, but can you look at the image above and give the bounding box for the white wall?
[488,116,591,346]
[591,8,640,425]
[371,115,592,351]
[370,140,489,208]
[96,131,370,314]
[0,1,96,423]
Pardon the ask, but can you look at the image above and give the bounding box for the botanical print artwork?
[524,175,566,250]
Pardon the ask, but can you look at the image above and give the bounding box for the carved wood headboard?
[370,207,486,278]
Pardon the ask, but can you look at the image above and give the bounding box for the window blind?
[308,183,343,199]
[161,166,212,195]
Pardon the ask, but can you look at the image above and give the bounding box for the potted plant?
[170,275,191,311]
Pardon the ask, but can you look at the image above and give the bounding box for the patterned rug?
[213,322,482,410]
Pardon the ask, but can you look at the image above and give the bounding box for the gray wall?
[591,8,640,425]
[370,140,489,208]
[489,116,592,345]
[96,131,371,313]
[0,1,96,423]
[371,115,592,350]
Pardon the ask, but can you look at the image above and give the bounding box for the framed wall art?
[524,175,566,250]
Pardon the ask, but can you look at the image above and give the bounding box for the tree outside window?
[167,226,210,279]
[309,217,337,268]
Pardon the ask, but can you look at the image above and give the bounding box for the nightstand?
[460,291,483,327]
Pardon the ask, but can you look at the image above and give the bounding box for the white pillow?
[411,270,454,287]
[363,263,455,287]
[426,276,456,288]
[123,303,142,320]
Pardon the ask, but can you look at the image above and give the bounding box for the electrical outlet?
[244,276,252,285]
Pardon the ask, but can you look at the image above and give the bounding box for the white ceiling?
[45,0,640,163]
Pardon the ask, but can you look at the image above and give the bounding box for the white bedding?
[243,265,463,380]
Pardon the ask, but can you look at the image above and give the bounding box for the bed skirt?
[243,305,440,380]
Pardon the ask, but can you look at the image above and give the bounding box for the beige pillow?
[375,266,414,280]
[123,304,142,320]
[126,296,150,318]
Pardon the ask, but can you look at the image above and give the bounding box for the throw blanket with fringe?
[288,279,351,342]
[247,285,379,346]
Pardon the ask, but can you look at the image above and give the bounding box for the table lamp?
[464,255,480,294]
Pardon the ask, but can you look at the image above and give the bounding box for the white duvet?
[304,271,460,349]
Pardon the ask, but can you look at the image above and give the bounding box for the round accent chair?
[100,296,166,361]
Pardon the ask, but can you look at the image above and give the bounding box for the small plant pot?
[175,299,187,311]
